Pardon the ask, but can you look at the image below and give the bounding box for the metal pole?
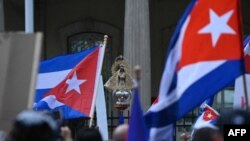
[25,0,34,33]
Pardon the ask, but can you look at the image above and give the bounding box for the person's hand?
[60,126,73,141]
[180,132,190,141]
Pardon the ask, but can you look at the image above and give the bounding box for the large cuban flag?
[145,0,244,140]
[34,45,105,119]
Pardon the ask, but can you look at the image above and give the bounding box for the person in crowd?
[112,124,128,141]
[76,127,102,141]
[192,127,223,141]
[180,132,190,141]
[4,110,73,141]
[5,110,58,141]
[60,126,73,141]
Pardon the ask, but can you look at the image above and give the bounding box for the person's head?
[76,127,102,141]
[112,124,128,141]
[6,110,58,141]
[192,127,223,141]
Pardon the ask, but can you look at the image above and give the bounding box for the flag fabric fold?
[128,88,149,141]
[34,45,105,119]
[145,0,244,140]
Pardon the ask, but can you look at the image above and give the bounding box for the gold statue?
[104,55,134,110]
[104,55,133,91]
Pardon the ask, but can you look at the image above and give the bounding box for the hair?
[6,121,55,141]
[5,110,57,141]
[192,127,219,141]
[76,127,102,141]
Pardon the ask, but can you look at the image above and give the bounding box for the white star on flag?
[198,9,236,47]
[207,112,212,119]
[65,72,86,94]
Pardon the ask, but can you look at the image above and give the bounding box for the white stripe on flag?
[40,95,64,109]
[177,60,225,95]
[149,124,174,141]
[36,69,71,89]
[150,60,225,112]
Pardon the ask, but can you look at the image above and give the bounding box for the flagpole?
[89,35,108,127]
[242,74,249,111]
[134,65,141,83]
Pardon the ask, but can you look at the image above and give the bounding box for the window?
[68,32,105,53]
[67,32,112,82]
[214,87,234,109]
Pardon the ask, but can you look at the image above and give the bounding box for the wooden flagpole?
[89,35,108,127]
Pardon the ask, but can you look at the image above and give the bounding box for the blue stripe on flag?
[167,73,177,96]
[39,47,97,73]
[35,89,51,102]
[35,101,86,119]
[205,97,214,107]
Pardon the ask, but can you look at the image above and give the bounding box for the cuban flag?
[145,0,244,140]
[34,45,105,119]
[190,103,219,140]
[193,103,219,130]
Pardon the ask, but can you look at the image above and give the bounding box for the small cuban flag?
[193,103,219,130]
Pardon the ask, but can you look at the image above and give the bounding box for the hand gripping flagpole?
[89,35,108,127]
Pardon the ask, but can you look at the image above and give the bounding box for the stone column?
[124,0,151,111]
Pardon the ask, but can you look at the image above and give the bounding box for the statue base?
[114,103,130,111]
